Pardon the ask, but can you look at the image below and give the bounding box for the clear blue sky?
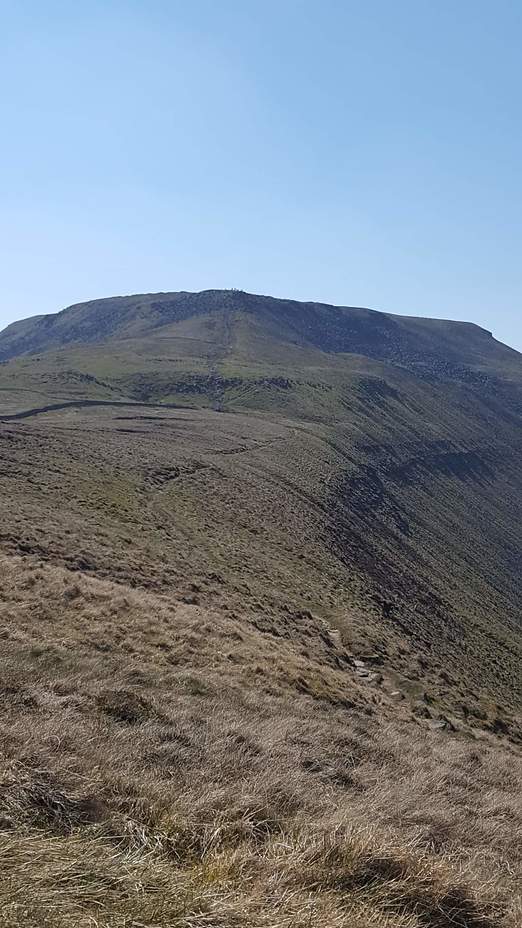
[1,0,521,350]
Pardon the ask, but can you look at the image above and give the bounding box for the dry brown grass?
[0,555,520,927]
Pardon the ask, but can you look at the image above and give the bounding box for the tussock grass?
[0,556,520,926]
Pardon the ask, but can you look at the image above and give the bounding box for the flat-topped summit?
[0,289,516,372]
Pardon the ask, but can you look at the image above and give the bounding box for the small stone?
[438,715,456,732]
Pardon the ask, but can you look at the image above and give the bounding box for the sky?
[1,0,521,351]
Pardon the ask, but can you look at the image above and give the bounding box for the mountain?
[1,287,520,373]
[0,288,521,718]
[0,289,521,926]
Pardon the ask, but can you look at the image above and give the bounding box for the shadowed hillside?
[0,289,521,926]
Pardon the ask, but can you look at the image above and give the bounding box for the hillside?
[2,288,521,373]
[0,289,521,926]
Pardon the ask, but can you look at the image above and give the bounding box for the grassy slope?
[0,553,521,928]
[0,292,521,925]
